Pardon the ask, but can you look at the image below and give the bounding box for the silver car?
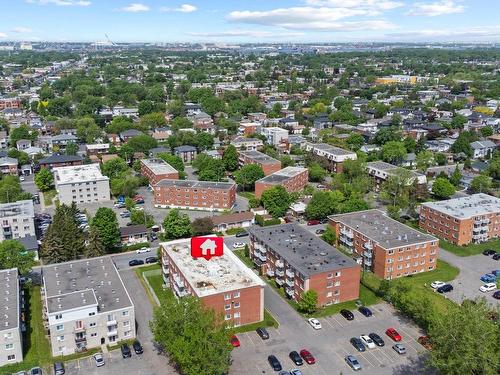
[393,343,406,355]
[345,355,362,371]
[93,352,105,367]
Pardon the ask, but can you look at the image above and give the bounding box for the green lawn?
[237,191,255,200]
[134,264,174,306]
[440,238,500,257]
[43,189,57,206]
[233,310,279,334]
[233,249,254,269]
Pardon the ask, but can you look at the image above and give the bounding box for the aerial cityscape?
[0,1,499,375]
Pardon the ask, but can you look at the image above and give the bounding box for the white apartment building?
[261,127,288,146]
[0,268,23,366]
[0,200,36,241]
[42,257,135,356]
[53,164,110,205]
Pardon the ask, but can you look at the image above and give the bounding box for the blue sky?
[1,0,499,43]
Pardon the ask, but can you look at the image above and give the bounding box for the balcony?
[173,274,184,288]
[364,258,372,267]
[275,259,284,268]
[258,246,267,254]
[75,335,87,343]
[340,227,353,237]
[363,251,372,258]
[275,269,285,277]
[253,257,264,267]
[285,288,294,297]
[107,328,118,337]
[74,325,86,332]
[340,236,353,246]
[106,320,117,327]
[257,252,267,262]
[473,226,481,233]
[364,241,373,250]
[285,278,294,287]
[162,264,169,274]
[276,278,284,286]
[173,282,189,298]
[266,269,275,277]
[285,269,294,278]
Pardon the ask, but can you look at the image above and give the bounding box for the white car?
[19,176,25,182]
[479,283,497,293]
[136,247,151,254]
[232,242,245,249]
[93,352,105,367]
[308,318,322,330]
[360,334,376,349]
[431,281,446,289]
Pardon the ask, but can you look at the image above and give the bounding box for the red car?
[230,335,240,347]
[307,220,320,226]
[299,349,316,364]
[386,328,402,342]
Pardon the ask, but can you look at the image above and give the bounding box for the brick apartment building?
[38,155,83,170]
[238,150,282,176]
[366,161,427,193]
[330,209,439,280]
[0,98,21,110]
[140,158,179,186]
[419,193,500,245]
[304,142,357,173]
[254,166,308,198]
[160,238,265,327]
[247,223,360,307]
[153,180,236,211]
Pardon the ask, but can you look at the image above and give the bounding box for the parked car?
[128,259,144,267]
[358,306,373,317]
[15,371,28,375]
[232,242,245,249]
[268,355,282,371]
[120,211,131,218]
[360,334,376,349]
[493,291,500,299]
[299,349,315,365]
[315,229,325,234]
[386,328,402,342]
[93,353,105,367]
[307,220,320,226]
[483,249,496,256]
[136,247,151,254]
[230,335,240,347]
[121,343,132,358]
[145,256,158,264]
[480,274,497,283]
[479,283,497,293]
[290,370,303,375]
[393,344,406,355]
[492,270,500,277]
[289,351,303,366]
[53,362,65,375]
[256,327,269,340]
[350,337,366,352]
[29,368,42,375]
[307,318,322,330]
[235,231,249,237]
[437,284,453,293]
[431,280,446,289]
[340,309,354,320]
[344,355,362,371]
[133,340,143,354]
[368,332,385,347]
[493,253,500,260]
[417,336,432,350]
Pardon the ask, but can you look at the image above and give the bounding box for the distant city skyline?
[1,0,499,43]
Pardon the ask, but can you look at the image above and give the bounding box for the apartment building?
[0,157,18,175]
[41,257,135,356]
[0,268,23,366]
[247,223,360,306]
[261,127,288,146]
[140,158,179,186]
[160,238,265,327]
[238,150,282,176]
[231,136,263,151]
[419,193,500,245]
[38,154,83,170]
[0,98,21,110]
[330,209,439,280]
[54,164,110,205]
[0,200,36,241]
[366,161,427,193]
[238,122,262,136]
[304,142,357,173]
[254,167,308,198]
[153,180,236,211]
[85,144,110,156]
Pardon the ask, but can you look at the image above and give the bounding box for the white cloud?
[11,27,33,33]
[161,4,197,13]
[305,0,403,11]
[227,6,396,31]
[121,3,150,12]
[26,0,91,6]
[406,1,465,17]
[387,25,500,40]
[188,30,304,38]
[0,33,8,38]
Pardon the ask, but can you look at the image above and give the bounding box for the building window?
[56,324,64,331]
[335,271,341,277]
[5,343,14,350]
[225,314,231,321]
[327,292,333,297]
[89,322,96,327]
[224,293,231,300]
[234,302,240,309]
[55,314,62,320]
[4,332,12,339]
[7,354,15,361]
[234,312,240,319]
[123,321,130,327]
[233,291,240,298]
[124,330,131,337]
[327,281,333,288]
[224,304,231,311]
[91,333,97,337]
[122,310,129,316]
[327,273,333,279]
[57,335,65,342]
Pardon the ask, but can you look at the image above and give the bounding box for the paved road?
[112,249,159,270]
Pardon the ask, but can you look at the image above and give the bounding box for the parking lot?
[231,302,431,375]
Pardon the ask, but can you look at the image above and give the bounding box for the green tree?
[191,217,214,236]
[260,186,292,218]
[110,174,142,197]
[9,124,37,147]
[76,117,102,143]
[0,240,35,274]
[308,162,327,182]
[149,296,232,375]
[480,126,494,137]
[235,164,264,191]
[470,175,492,193]
[488,155,500,180]
[139,112,166,129]
[130,209,155,228]
[34,168,54,192]
[0,175,32,203]
[321,226,336,245]
[450,166,463,187]
[435,153,447,166]
[305,190,345,220]
[90,208,120,251]
[126,134,158,154]
[195,132,214,151]
[7,149,30,166]
[432,177,456,199]
[157,153,185,173]
[298,290,318,314]
[163,209,192,240]
[346,133,364,151]
[65,141,79,156]
[380,168,414,209]
[416,150,434,172]
[382,141,406,164]
[101,157,130,179]
[85,226,106,258]
[222,145,238,171]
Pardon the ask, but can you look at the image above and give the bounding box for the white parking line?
[359,351,377,367]
[244,332,256,347]
[365,349,384,365]
[330,315,345,328]
[377,347,396,363]
[323,317,336,329]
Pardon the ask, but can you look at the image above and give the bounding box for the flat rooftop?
[54,164,109,184]
[306,142,356,156]
[0,268,19,332]
[367,161,424,178]
[421,193,500,219]
[155,179,235,190]
[42,256,133,314]
[239,150,279,164]
[141,158,178,175]
[162,238,264,298]
[330,209,437,249]
[0,199,34,218]
[257,166,307,184]
[247,223,358,277]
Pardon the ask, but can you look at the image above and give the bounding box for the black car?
[133,340,143,354]
[483,249,496,256]
[121,343,132,358]
[492,253,500,260]
[256,327,269,340]
[145,256,158,264]
[493,291,500,299]
[350,337,366,352]
[358,306,373,317]
[235,231,249,237]
[268,355,282,371]
[437,284,453,293]
[289,351,303,366]
[340,309,354,320]
[53,362,65,375]
[369,332,385,347]
[129,259,144,267]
